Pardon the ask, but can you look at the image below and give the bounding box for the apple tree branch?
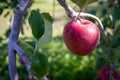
[8,0,32,80]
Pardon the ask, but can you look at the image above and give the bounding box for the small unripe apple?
[98,67,120,80]
[19,57,25,65]
[63,19,100,56]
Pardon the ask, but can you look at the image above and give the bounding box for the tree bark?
[8,0,31,80]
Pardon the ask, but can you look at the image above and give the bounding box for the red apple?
[63,19,100,56]
[98,67,120,80]
[19,57,25,65]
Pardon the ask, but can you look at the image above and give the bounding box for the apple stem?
[74,11,81,22]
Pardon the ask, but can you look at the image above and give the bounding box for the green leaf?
[38,13,53,48]
[0,7,3,15]
[28,10,45,40]
[111,6,120,28]
[114,20,120,38]
[41,12,54,23]
[113,47,120,58]
[70,0,98,7]
[5,28,11,37]
[84,0,98,6]
[30,53,49,79]
[111,37,120,48]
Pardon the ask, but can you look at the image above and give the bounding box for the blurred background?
[0,0,120,80]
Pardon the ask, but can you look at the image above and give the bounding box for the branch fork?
[8,0,32,80]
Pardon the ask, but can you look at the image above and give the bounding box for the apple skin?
[98,67,120,80]
[63,19,100,56]
[19,57,25,65]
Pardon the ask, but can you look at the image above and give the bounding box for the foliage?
[87,0,120,67]
[0,0,17,15]
[38,12,53,48]
[28,10,45,40]
[70,0,98,8]
[0,0,120,80]
[28,10,53,79]
[30,53,49,79]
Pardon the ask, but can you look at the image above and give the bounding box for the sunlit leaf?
[70,0,98,7]
[41,12,54,23]
[38,12,53,48]
[28,10,45,40]
[85,0,98,6]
